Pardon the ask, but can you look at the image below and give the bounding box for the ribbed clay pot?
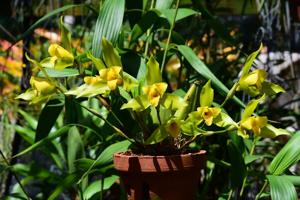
[113,150,206,200]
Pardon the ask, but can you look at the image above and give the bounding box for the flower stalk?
[161,0,180,73]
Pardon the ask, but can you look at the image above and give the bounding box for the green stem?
[221,82,239,107]
[227,189,233,200]
[161,0,180,73]
[206,156,231,168]
[255,180,268,200]
[0,149,31,200]
[143,0,155,58]
[133,111,151,140]
[240,137,259,197]
[110,110,125,128]
[201,126,237,136]
[239,176,247,197]
[250,137,259,155]
[77,102,131,141]
[199,162,215,198]
[181,127,237,149]
[96,96,125,128]
[27,54,67,93]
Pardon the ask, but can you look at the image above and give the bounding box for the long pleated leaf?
[18,109,37,130]
[283,175,300,186]
[177,45,244,107]
[83,175,119,200]
[78,140,131,183]
[67,126,84,173]
[155,0,174,9]
[267,175,297,200]
[269,132,300,175]
[92,0,125,58]
[48,173,79,200]
[35,98,64,142]
[13,126,70,157]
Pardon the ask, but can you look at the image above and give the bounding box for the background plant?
[1,0,300,200]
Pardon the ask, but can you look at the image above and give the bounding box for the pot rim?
[113,150,206,172]
[113,150,206,159]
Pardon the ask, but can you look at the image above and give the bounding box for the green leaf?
[123,72,138,91]
[64,96,84,124]
[269,132,300,175]
[260,124,290,138]
[3,193,29,200]
[102,38,122,67]
[0,193,28,200]
[150,107,160,124]
[79,140,131,182]
[267,175,297,200]
[283,175,300,186]
[214,112,237,128]
[130,11,159,45]
[146,56,162,85]
[92,0,125,58]
[48,173,79,200]
[244,154,262,165]
[145,126,168,145]
[137,58,147,80]
[155,0,173,9]
[159,106,172,124]
[118,87,131,101]
[228,141,246,188]
[18,109,37,130]
[121,94,151,111]
[16,4,80,42]
[37,68,79,78]
[241,43,263,77]
[65,81,109,98]
[15,88,36,101]
[181,118,203,136]
[83,175,119,200]
[14,125,35,144]
[241,95,265,120]
[158,8,198,25]
[262,82,285,96]
[14,126,70,157]
[177,45,244,107]
[67,126,84,173]
[60,16,72,52]
[86,51,106,70]
[175,83,199,120]
[161,94,186,111]
[35,98,64,142]
[200,80,214,107]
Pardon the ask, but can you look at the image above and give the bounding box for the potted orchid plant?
[16,14,290,199]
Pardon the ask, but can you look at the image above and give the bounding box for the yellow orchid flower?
[48,44,73,60]
[238,69,266,96]
[165,118,181,138]
[84,76,102,85]
[30,77,56,96]
[16,76,56,104]
[143,82,168,107]
[240,116,268,136]
[197,106,221,126]
[99,66,123,90]
[46,44,74,70]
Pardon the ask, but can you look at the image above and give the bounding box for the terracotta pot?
[113,150,206,200]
